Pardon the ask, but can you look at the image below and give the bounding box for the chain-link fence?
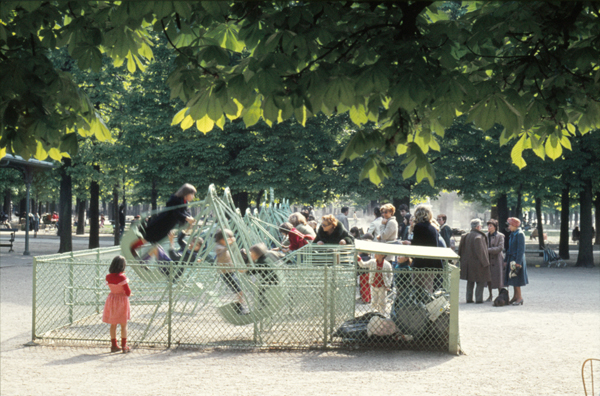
[32,244,460,353]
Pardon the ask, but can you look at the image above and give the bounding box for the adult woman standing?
[377,203,398,263]
[411,205,441,292]
[486,219,505,302]
[314,215,354,245]
[504,217,528,305]
[411,205,441,269]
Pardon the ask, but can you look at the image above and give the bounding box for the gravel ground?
[1,233,599,396]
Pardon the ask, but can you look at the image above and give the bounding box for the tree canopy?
[1,1,599,186]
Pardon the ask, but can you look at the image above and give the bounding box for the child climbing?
[102,255,131,353]
[130,183,196,258]
[215,229,249,315]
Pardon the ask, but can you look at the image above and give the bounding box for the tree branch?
[161,18,219,79]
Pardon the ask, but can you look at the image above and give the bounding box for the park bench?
[0,228,17,252]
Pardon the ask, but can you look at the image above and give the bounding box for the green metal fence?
[32,244,461,353]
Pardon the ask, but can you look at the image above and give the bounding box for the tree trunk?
[594,192,600,246]
[151,179,158,211]
[398,183,411,212]
[535,196,545,257]
[89,165,100,249]
[113,186,120,246]
[76,198,86,235]
[3,191,11,220]
[559,186,570,259]
[122,183,127,235]
[255,190,264,211]
[497,193,509,235]
[58,158,73,253]
[575,179,594,267]
[232,191,249,217]
[515,190,523,220]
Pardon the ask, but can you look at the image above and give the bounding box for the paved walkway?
[1,234,599,395]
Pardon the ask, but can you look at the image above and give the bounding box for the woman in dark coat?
[411,205,442,270]
[314,215,354,245]
[504,217,528,305]
[486,219,505,302]
[409,205,441,292]
[130,184,196,256]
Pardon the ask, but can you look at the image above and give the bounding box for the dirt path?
[1,236,599,395]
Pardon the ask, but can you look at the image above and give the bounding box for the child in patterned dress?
[357,253,393,314]
[103,255,132,353]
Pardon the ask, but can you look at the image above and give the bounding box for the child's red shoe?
[122,346,131,353]
[110,346,122,353]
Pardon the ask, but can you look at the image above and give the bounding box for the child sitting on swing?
[215,229,249,315]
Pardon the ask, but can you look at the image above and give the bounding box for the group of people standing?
[458,217,528,305]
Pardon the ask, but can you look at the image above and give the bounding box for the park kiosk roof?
[0,154,55,255]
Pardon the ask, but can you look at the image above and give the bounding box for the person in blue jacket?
[504,217,528,305]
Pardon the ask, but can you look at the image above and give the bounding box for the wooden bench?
[0,228,18,252]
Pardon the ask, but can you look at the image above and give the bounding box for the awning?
[354,239,460,260]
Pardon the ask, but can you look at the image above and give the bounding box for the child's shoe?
[110,338,121,352]
[121,338,130,353]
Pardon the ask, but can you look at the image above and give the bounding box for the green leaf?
[402,159,417,179]
[560,135,572,151]
[60,133,79,155]
[242,104,262,127]
[34,142,48,161]
[294,106,308,127]
[510,134,527,169]
[206,92,224,121]
[171,108,188,126]
[180,115,194,130]
[196,115,215,134]
[126,52,136,73]
[545,135,563,160]
[349,105,368,126]
[530,135,545,159]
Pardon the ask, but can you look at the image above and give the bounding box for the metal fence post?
[448,265,460,354]
[167,267,173,348]
[323,266,328,347]
[330,253,339,336]
[31,257,38,341]
[68,260,74,324]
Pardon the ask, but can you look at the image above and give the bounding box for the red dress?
[102,273,131,324]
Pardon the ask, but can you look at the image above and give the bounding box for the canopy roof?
[0,154,55,171]
[354,240,460,260]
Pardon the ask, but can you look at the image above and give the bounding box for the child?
[102,255,131,353]
[248,243,280,308]
[130,183,196,258]
[357,253,393,314]
[278,222,314,252]
[215,229,249,315]
[356,233,374,304]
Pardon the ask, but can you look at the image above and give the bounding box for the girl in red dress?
[103,255,131,353]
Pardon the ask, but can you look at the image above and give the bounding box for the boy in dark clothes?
[130,184,196,257]
[248,243,280,308]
